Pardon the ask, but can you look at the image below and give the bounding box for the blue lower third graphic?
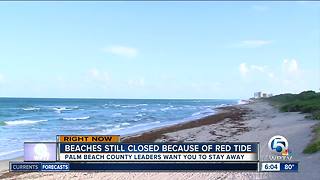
[10,162,70,172]
[280,162,298,172]
[10,162,258,171]
[41,162,70,172]
[10,162,41,172]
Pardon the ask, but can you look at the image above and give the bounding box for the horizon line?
[0,96,241,100]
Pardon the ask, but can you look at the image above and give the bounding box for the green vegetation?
[268,91,320,120]
[267,90,320,154]
[303,124,320,154]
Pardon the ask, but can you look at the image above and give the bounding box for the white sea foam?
[97,121,161,135]
[135,113,144,117]
[121,122,130,126]
[101,124,113,128]
[4,120,48,126]
[214,104,228,108]
[107,104,121,108]
[53,107,73,113]
[98,121,162,135]
[238,99,249,105]
[191,108,215,117]
[131,121,161,128]
[121,104,148,108]
[122,105,136,108]
[191,112,202,116]
[160,107,170,111]
[98,127,124,134]
[23,107,40,111]
[63,116,90,120]
[160,105,177,111]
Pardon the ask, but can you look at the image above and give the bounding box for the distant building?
[254,92,273,99]
[254,92,262,98]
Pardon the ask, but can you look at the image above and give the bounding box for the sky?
[0,1,319,99]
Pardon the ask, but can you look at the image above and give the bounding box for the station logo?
[24,143,56,161]
[268,135,292,161]
[34,144,50,160]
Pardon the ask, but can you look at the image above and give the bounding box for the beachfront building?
[254,92,262,99]
[254,92,273,99]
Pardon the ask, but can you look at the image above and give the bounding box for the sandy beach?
[0,100,319,180]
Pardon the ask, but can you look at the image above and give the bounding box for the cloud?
[239,63,249,76]
[236,40,272,48]
[239,63,272,78]
[103,45,138,58]
[238,59,316,94]
[239,60,300,80]
[282,59,299,75]
[250,65,267,72]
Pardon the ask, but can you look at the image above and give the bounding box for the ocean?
[0,98,238,160]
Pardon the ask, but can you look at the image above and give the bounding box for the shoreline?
[122,105,248,142]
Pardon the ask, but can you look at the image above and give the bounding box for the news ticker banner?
[57,136,259,162]
[23,135,259,162]
[9,135,299,172]
[9,162,299,172]
[57,143,259,162]
[10,162,259,172]
[11,134,261,172]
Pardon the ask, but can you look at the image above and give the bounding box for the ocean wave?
[135,113,144,117]
[121,122,130,126]
[105,104,147,108]
[64,126,96,131]
[98,127,124,134]
[122,105,138,108]
[237,99,249,105]
[53,107,73,113]
[63,116,90,120]
[0,149,24,159]
[3,119,48,126]
[160,106,175,111]
[131,121,161,128]
[23,107,40,111]
[214,104,228,108]
[100,121,162,135]
[101,124,113,128]
[97,121,160,135]
[191,108,215,117]
[191,112,202,116]
[106,104,121,108]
